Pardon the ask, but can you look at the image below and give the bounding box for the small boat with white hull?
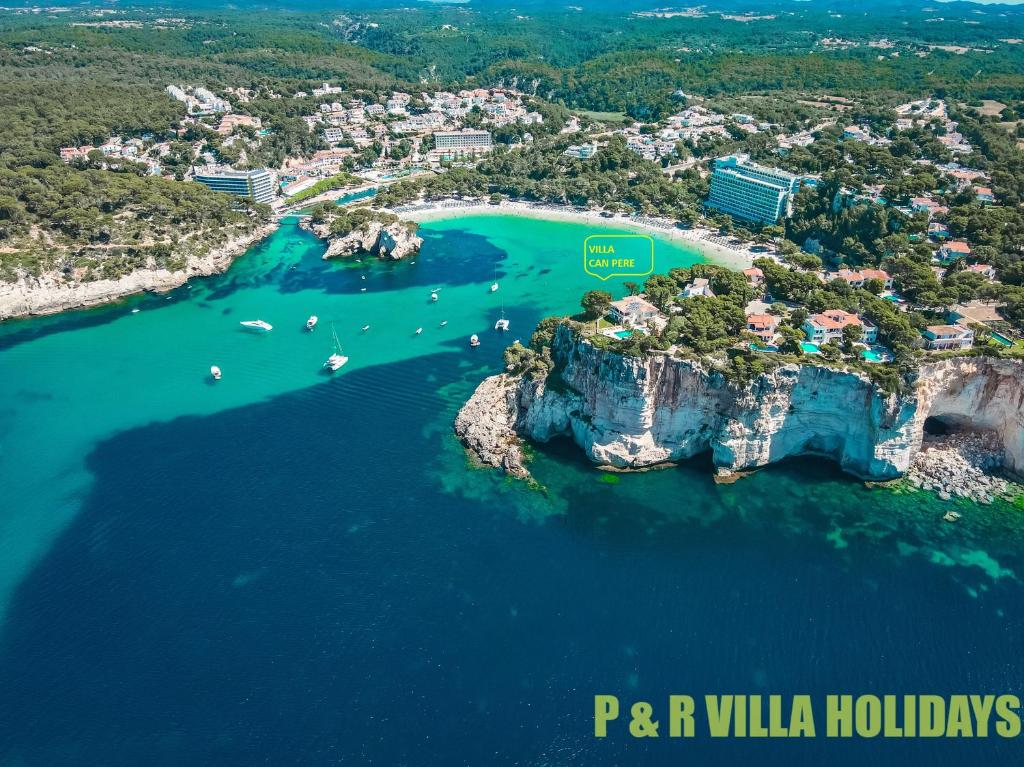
[469,334,480,347]
[324,325,349,372]
[210,366,222,380]
[494,304,509,331]
[240,319,273,332]
[306,315,318,331]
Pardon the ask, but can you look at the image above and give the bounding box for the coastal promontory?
[456,322,1024,489]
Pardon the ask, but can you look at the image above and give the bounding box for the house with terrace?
[745,313,779,344]
[802,310,878,345]
[609,296,662,328]
[922,325,974,351]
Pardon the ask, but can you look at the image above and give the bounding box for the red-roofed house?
[975,187,995,204]
[802,310,878,345]
[938,240,971,263]
[966,264,996,280]
[745,313,779,344]
[742,267,764,285]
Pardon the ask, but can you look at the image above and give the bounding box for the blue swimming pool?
[614,329,633,339]
[800,342,820,354]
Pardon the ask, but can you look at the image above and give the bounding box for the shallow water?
[0,215,1021,765]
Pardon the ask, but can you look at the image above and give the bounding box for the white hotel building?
[706,154,801,225]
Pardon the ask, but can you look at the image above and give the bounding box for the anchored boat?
[240,320,273,332]
[324,324,349,372]
[306,315,318,331]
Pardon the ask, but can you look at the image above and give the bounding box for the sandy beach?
[395,199,762,271]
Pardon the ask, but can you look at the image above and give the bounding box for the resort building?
[192,167,275,204]
[433,129,492,152]
[609,296,661,327]
[922,325,974,351]
[802,310,878,345]
[745,314,779,344]
[705,154,800,225]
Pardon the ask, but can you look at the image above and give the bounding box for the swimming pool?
[800,342,820,354]
[749,343,779,353]
[991,332,1013,347]
[614,330,633,339]
[861,349,884,362]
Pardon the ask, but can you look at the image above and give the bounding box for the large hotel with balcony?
[706,154,800,225]
[192,167,276,205]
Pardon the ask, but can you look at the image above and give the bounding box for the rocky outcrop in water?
[455,324,1024,486]
[311,220,422,261]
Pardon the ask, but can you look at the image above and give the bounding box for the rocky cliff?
[455,324,1024,482]
[0,223,278,321]
[310,219,422,261]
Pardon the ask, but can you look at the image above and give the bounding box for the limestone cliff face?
[455,325,1024,481]
[311,220,422,261]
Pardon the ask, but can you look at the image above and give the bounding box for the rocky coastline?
[304,218,422,261]
[906,431,1018,506]
[0,222,279,321]
[455,324,1024,501]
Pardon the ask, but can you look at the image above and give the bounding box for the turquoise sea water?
[0,214,1022,765]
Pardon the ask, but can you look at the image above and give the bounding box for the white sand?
[397,199,760,270]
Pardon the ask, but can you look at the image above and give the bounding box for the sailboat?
[494,303,509,331]
[490,264,499,292]
[324,324,349,372]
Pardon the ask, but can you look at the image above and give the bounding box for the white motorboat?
[210,365,222,380]
[490,282,499,292]
[324,325,349,372]
[306,315,319,331]
[431,292,439,302]
[240,320,273,332]
[470,334,480,347]
[361,324,371,332]
[131,308,140,314]
[440,320,448,327]
[415,327,423,335]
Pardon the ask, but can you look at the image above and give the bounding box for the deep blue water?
[0,220,1022,766]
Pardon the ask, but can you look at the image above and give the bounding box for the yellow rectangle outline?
[583,234,656,282]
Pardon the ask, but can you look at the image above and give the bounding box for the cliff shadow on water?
[2,345,1024,767]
